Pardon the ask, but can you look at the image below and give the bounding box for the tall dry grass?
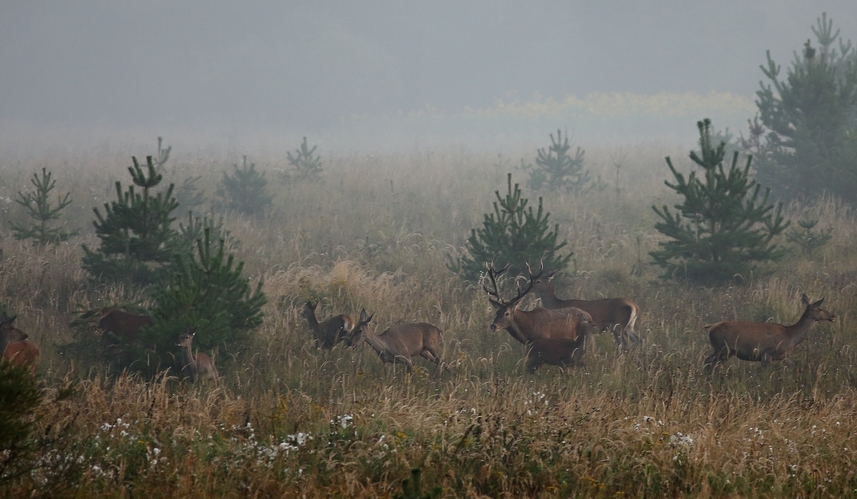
[1,143,856,497]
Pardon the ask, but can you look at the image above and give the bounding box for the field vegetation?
[0,138,855,498]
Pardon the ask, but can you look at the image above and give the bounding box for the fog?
[1,1,856,151]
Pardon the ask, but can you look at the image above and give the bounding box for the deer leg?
[525,356,541,373]
[421,347,442,365]
[704,350,727,373]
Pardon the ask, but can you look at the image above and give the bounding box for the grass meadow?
[1,138,856,498]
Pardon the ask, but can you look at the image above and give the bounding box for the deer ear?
[488,298,504,310]
[801,294,810,305]
[811,298,824,308]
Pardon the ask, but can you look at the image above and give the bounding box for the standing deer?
[704,294,836,371]
[1,312,39,374]
[346,310,443,373]
[525,336,588,372]
[529,268,641,349]
[301,301,355,349]
[176,327,219,383]
[484,263,596,345]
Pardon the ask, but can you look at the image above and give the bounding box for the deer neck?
[304,311,321,331]
[362,329,392,356]
[180,343,198,378]
[534,283,561,308]
[783,307,819,348]
[508,309,541,343]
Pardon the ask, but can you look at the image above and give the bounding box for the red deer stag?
[704,294,836,371]
[484,263,596,346]
[529,267,641,349]
[525,337,588,372]
[301,301,355,349]
[0,312,39,374]
[346,309,443,373]
[176,327,219,382]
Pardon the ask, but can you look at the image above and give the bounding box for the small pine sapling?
[448,173,571,282]
[216,156,273,215]
[142,228,266,377]
[786,219,832,256]
[287,136,323,181]
[81,156,180,286]
[9,168,79,245]
[525,129,589,192]
[651,119,789,284]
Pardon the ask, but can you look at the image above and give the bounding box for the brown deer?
[484,263,597,345]
[346,309,443,373]
[0,312,39,374]
[98,308,153,347]
[525,336,587,372]
[176,327,219,383]
[704,294,836,371]
[529,268,641,349]
[301,301,355,349]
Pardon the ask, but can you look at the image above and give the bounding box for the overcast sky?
[1,1,856,139]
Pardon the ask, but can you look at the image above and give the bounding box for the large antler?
[510,261,545,306]
[484,261,546,308]
[483,263,510,306]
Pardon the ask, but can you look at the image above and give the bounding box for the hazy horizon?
[2,1,856,152]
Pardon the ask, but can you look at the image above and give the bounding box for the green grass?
[0,143,855,497]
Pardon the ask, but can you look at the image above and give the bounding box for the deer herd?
[0,264,838,381]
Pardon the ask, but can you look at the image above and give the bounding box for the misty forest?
[3,3,857,498]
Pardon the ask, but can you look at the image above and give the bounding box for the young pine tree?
[9,168,78,245]
[752,13,857,203]
[287,136,323,181]
[525,129,589,192]
[81,156,180,286]
[651,119,789,284]
[448,173,571,282]
[216,156,273,215]
[141,229,266,377]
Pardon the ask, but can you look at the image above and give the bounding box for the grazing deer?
[484,263,597,345]
[526,336,587,372]
[704,294,836,371]
[301,301,355,349]
[346,310,443,373]
[0,313,39,374]
[529,268,641,349]
[98,308,153,347]
[176,327,219,383]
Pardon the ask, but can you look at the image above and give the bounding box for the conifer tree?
[82,156,180,286]
[651,119,789,284]
[750,13,857,202]
[448,173,571,282]
[216,156,273,215]
[525,129,589,192]
[141,229,266,376]
[9,168,78,245]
